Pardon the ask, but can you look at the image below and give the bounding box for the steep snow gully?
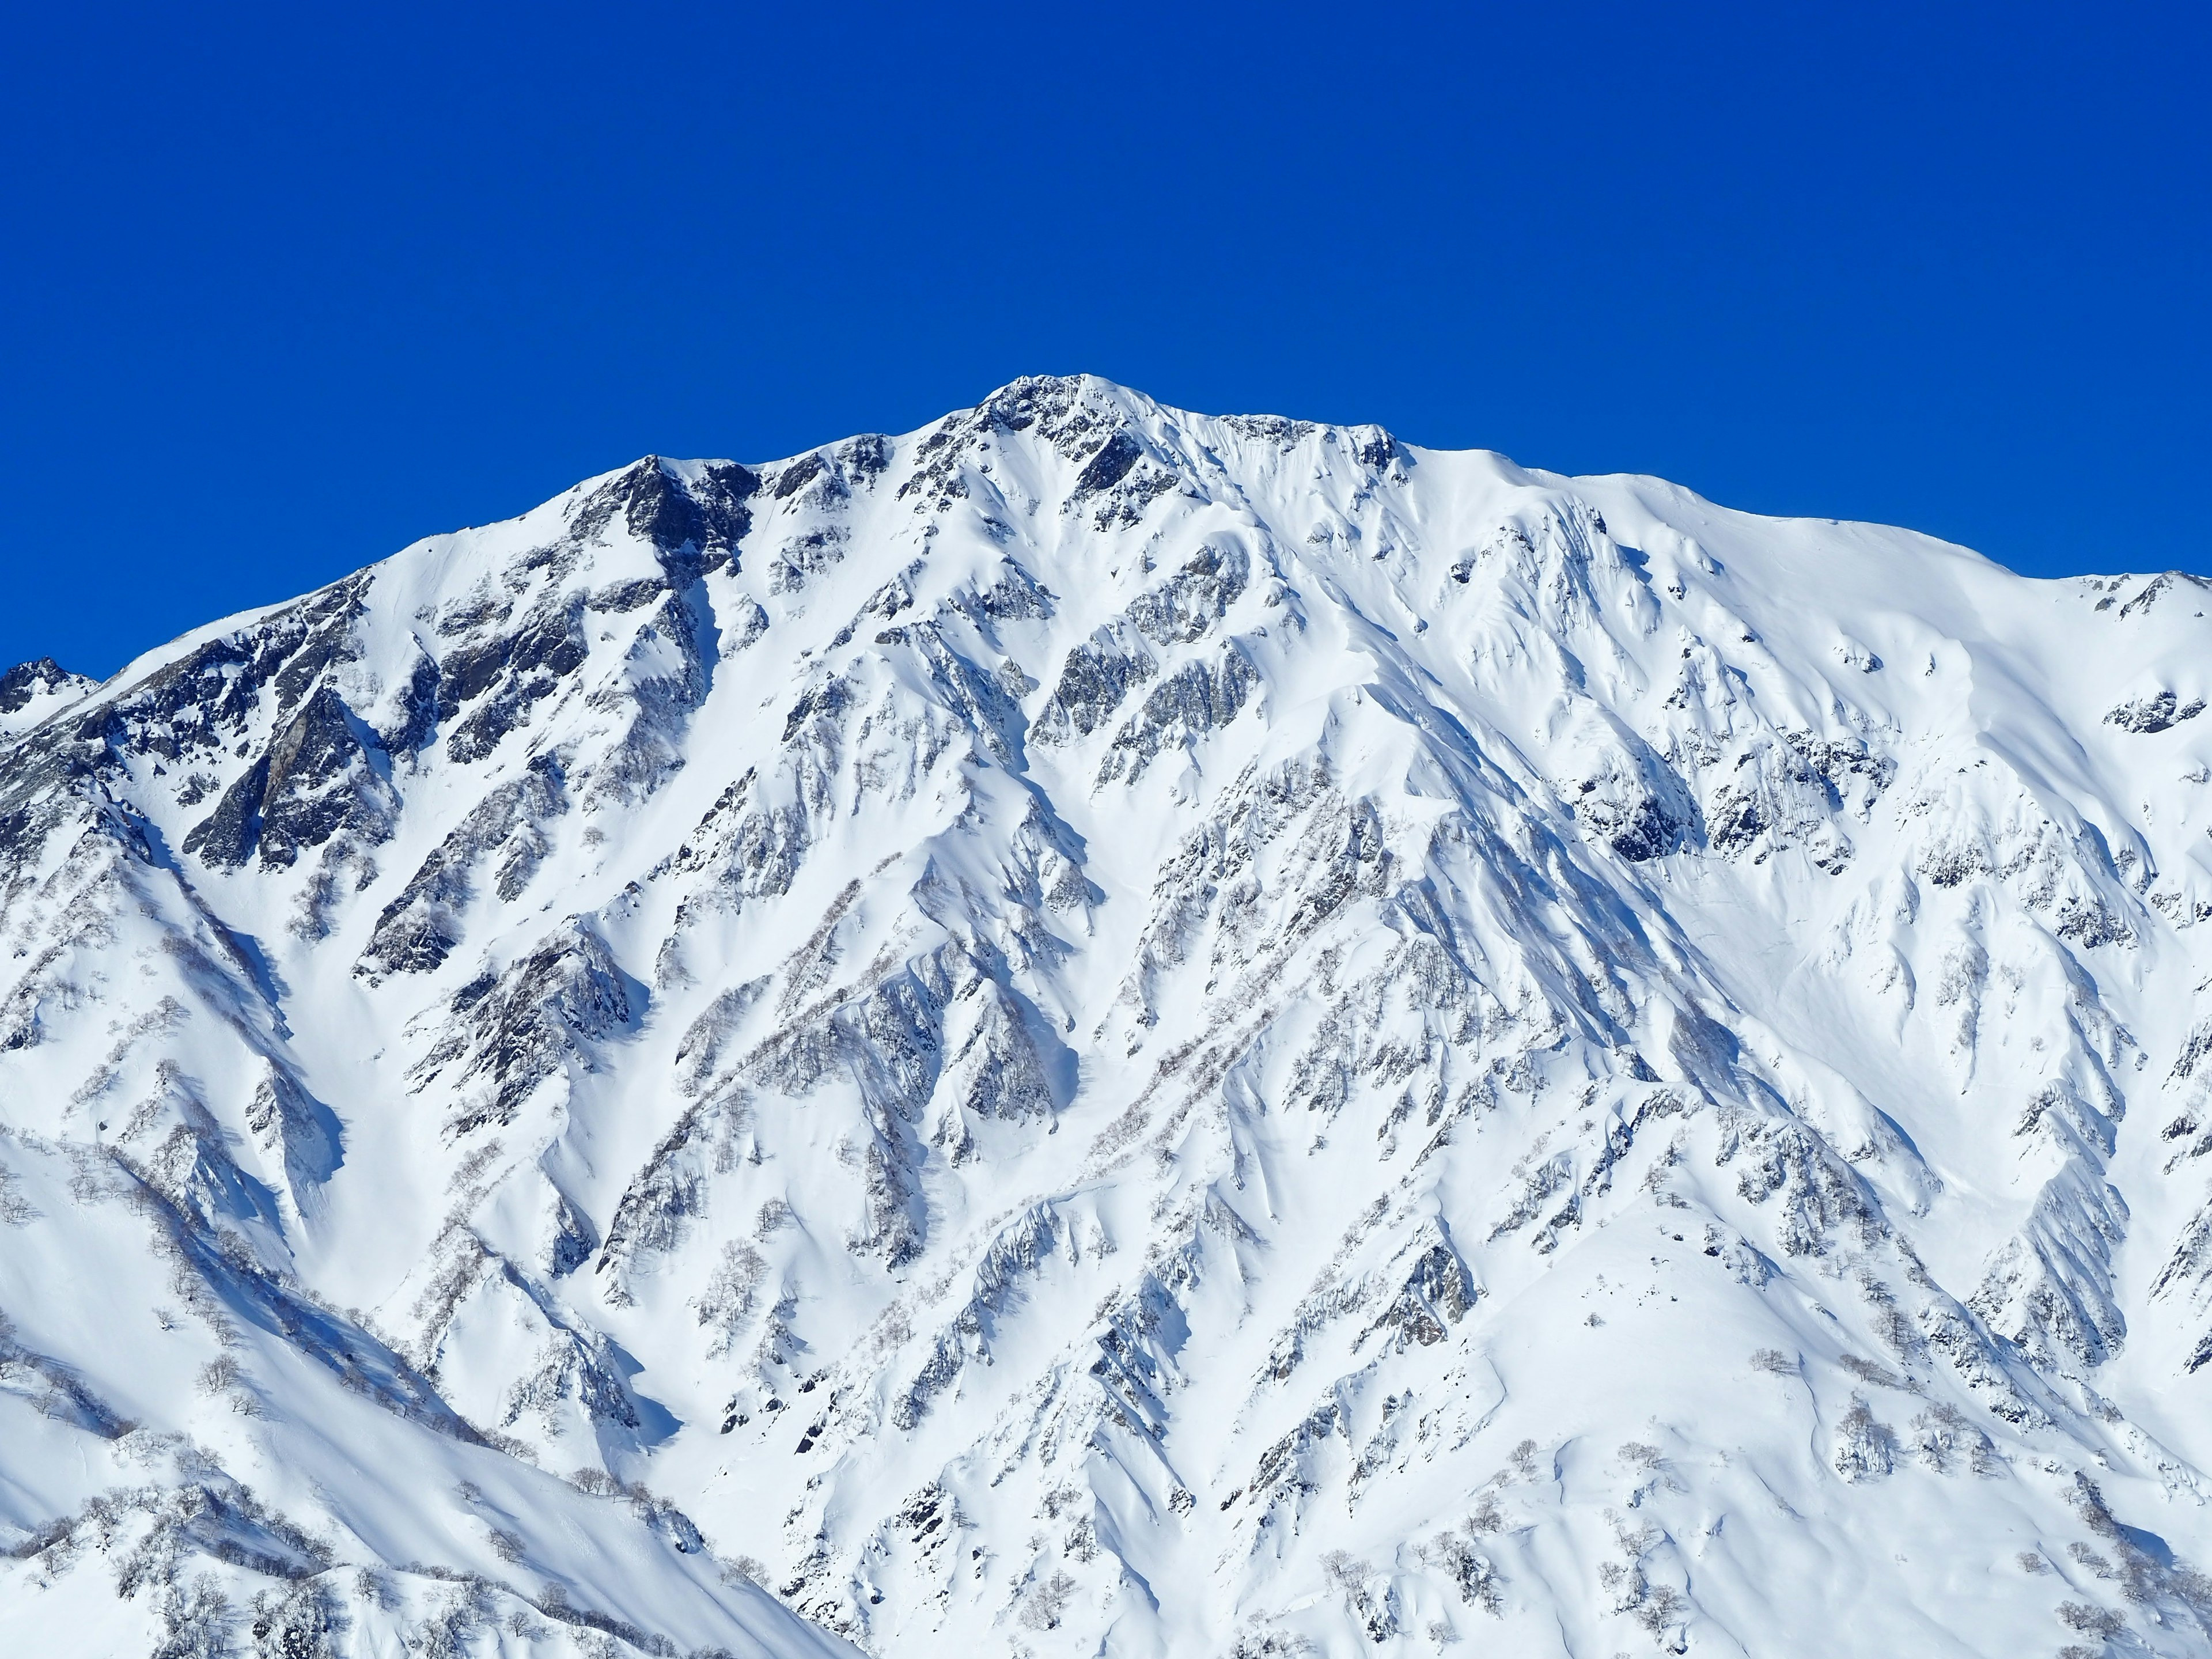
[3,376,2212,1657]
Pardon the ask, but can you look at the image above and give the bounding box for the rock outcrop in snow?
[3,376,2212,1656]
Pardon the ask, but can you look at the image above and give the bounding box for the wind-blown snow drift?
[4,375,2212,1657]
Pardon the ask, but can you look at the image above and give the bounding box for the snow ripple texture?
[3,376,2212,1657]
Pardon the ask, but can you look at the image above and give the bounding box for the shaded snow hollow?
[3,376,2212,1656]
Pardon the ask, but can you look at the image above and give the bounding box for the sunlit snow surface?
[4,376,2212,1657]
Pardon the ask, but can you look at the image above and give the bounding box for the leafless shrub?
[1838,1353,1908,1390]
[1634,1584,1688,1637]
[1228,1627,1316,1659]
[0,1158,36,1225]
[1832,1397,1896,1481]
[1911,1402,1999,1475]
[411,1582,497,1659]
[2058,1601,2124,1638]
[2068,1542,2115,1578]
[1017,1570,1079,1631]
[249,1580,341,1659]
[151,1574,233,1659]
[196,1356,241,1394]
[1420,1528,1505,1616]
[694,1242,767,1356]
[1320,1550,1372,1590]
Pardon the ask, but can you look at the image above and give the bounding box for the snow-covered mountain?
[4,375,2212,1658]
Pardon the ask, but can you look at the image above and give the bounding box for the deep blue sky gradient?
[3,1,2206,676]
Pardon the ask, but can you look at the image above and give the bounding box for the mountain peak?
[2,387,2210,1657]
[0,653,94,735]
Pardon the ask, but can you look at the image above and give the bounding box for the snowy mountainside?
[3,374,2212,1656]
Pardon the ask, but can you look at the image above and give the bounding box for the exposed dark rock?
[573,457,757,575]
[181,754,271,868]
[0,658,81,715]
[179,686,393,872]
[588,578,666,613]
[411,918,638,1134]
[381,654,442,757]
[1353,427,1397,469]
[771,452,827,501]
[255,687,395,869]
[1361,1239,1476,1351]
[1073,431,1143,497]
[1031,632,1156,745]
[1100,646,1259,781]
[1125,543,1249,645]
[440,595,589,765]
[359,753,567,977]
[2107,690,2206,734]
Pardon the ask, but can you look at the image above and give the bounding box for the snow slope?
[4,374,2212,1657]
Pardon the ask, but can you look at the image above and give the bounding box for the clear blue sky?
[2,2,2205,677]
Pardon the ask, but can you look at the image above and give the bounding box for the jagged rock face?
[2,384,2212,1658]
[0,656,95,737]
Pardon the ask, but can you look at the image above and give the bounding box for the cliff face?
[4,375,2212,1657]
